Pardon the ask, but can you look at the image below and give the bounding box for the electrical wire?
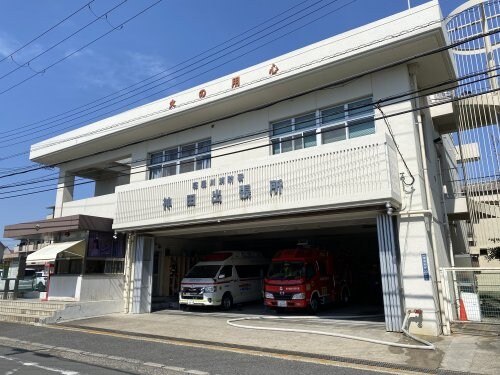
[0,5,496,195]
[22,24,500,161]
[0,0,128,82]
[0,82,497,198]
[0,1,95,64]
[0,0,322,137]
[0,0,163,96]
[375,104,416,186]
[1,0,353,146]
[2,0,446,147]
[1,52,498,184]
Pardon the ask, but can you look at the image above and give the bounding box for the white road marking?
[0,356,79,375]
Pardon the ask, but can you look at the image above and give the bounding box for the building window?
[270,98,375,155]
[271,113,317,154]
[148,139,211,180]
[321,98,374,144]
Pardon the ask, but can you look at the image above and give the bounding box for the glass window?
[150,152,163,165]
[198,140,211,154]
[305,263,316,280]
[270,98,373,155]
[179,159,195,173]
[281,137,293,153]
[186,265,221,278]
[272,140,281,155]
[321,105,344,125]
[322,126,346,143]
[295,113,316,130]
[272,119,293,136]
[293,136,303,150]
[149,166,162,180]
[304,131,317,148]
[164,148,178,162]
[348,98,372,117]
[218,265,233,279]
[148,139,211,180]
[196,155,211,170]
[349,118,375,138]
[181,143,196,158]
[163,163,177,177]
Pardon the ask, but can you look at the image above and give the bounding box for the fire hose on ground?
[226,309,435,350]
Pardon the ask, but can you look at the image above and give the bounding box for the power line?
[0,0,163,97]
[2,0,350,146]
[1,73,497,197]
[0,1,95,64]
[0,84,489,199]
[2,3,446,159]
[0,19,494,180]
[0,0,128,82]
[27,21,499,156]
[6,0,449,150]
[1,0,318,137]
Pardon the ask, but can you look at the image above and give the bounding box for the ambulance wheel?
[309,295,320,314]
[221,293,233,310]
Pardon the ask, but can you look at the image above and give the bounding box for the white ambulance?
[179,251,268,310]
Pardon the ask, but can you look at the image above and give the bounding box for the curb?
[58,323,478,375]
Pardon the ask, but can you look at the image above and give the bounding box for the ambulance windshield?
[185,265,221,278]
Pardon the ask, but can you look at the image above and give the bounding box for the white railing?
[114,133,401,230]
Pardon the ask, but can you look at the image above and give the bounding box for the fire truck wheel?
[309,294,320,314]
[221,293,233,310]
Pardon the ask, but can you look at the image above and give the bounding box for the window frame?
[271,112,318,155]
[270,98,375,155]
[321,98,375,144]
[148,138,212,180]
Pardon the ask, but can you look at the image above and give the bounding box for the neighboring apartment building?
[5,1,487,336]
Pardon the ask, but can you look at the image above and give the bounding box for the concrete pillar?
[54,169,75,218]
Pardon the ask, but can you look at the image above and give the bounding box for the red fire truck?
[264,248,351,313]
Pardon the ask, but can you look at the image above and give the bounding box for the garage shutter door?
[377,214,403,332]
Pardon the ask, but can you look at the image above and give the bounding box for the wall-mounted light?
[385,202,394,216]
[113,231,118,240]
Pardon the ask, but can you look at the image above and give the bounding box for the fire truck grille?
[273,292,294,300]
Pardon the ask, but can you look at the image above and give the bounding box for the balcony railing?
[114,133,401,230]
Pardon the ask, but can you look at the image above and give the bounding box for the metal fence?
[441,267,500,331]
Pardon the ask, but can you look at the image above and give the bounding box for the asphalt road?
[0,322,394,375]
[0,345,133,375]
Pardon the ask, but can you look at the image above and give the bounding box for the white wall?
[61,193,116,219]
[48,274,124,302]
[48,275,79,301]
[78,275,124,301]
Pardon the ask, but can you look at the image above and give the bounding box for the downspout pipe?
[409,64,449,335]
[124,232,135,314]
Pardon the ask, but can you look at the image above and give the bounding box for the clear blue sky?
[0,0,465,248]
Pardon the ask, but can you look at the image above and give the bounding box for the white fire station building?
[5,1,471,336]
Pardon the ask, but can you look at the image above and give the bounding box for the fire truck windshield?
[267,261,304,280]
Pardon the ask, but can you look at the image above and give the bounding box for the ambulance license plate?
[188,300,194,305]
[277,300,287,307]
